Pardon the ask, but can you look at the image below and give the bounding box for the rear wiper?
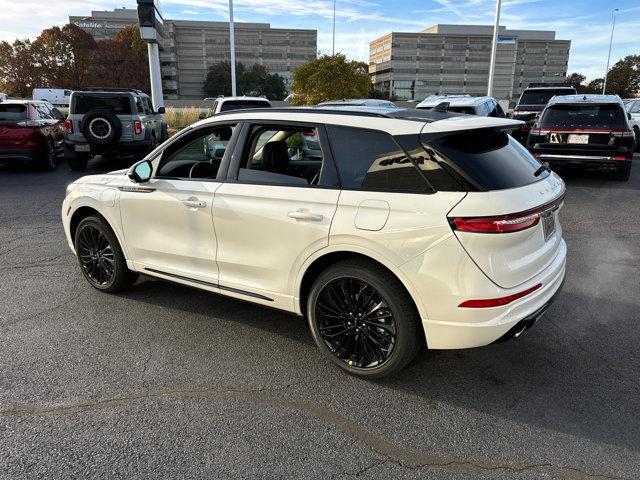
[534,162,551,177]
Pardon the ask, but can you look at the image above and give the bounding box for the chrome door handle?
[183,199,206,209]
[288,211,323,222]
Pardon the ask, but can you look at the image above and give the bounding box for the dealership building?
[369,24,571,101]
[70,9,317,99]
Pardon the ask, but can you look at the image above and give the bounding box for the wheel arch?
[69,206,110,242]
[296,247,427,322]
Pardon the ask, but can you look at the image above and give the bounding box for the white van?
[32,88,72,106]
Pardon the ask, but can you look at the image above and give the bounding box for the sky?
[0,0,638,80]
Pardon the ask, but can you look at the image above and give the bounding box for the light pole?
[487,0,501,96]
[603,8,619,95]
[229,0,237,96]
[332,0,336,55]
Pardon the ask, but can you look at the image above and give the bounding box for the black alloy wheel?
[74,216,138,292]
[76,224,115,287]
[307,259,423,378]
[315,277,396,369]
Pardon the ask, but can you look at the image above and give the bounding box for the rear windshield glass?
[540,104,627,129]
[73,95,132,115]
[0,104,27,121]
[422,129,548,190]
[447,106,476,115]
[519,89,575,106]
[220,101,270,112]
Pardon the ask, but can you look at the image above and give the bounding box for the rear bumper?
[539,154,632,170]
[0,148,39,163]
[401,235,567,350]
[64,138,150,157]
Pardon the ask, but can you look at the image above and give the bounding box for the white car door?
[119,123,239,284]
[212,122,341,310]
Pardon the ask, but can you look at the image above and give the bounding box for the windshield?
[447,106,476,115]
[220,101,270,112]
[540,104,627,129]
[519,89,575,106]
[0,104,27,121]
[73,95,132,115]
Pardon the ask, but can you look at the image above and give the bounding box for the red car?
[0,100,65,170]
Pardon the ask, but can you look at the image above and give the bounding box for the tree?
[203,61,287,100]
[35,24,96,89]
[0,39,41,97]
[602,55,640,98]
[290,54,370,106]
[87,27,150,91]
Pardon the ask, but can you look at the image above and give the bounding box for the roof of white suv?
[417,95,494,109]
[194,107,522,136]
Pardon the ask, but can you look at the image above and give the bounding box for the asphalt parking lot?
[1,156,639,480]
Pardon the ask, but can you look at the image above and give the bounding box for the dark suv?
[512,84,577,143]
[527,94,635,181]
[63,89,168,171]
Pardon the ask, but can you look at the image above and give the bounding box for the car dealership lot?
[1,158,639,479]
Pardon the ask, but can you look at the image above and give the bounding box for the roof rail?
[212,107,393,119]
[526,82,571,88]
[78,87,148,94]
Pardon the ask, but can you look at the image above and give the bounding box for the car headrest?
[261,141,289,173]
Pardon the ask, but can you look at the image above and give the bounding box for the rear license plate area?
[541,211,556,241]
[567,134,589,144]
[75,144,90,152]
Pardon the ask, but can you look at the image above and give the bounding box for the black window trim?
[325,124,436,195]
[151,121,242,183]
[224,119,341,190]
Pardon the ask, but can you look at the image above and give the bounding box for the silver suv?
[63,89,167,171]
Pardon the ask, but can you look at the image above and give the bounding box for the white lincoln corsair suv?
[62,108,566,378]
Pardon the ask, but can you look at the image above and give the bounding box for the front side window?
[135,97,145,114]
[237,124,334,187]
[327,126,431,193]
[156,124,237,180]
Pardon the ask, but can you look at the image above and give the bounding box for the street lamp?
[487,0,501,96]
[332,0,336,55]
[229,0,237,96]
[603,8,619,95]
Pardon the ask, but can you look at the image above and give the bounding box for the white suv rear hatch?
[421,122,566,289]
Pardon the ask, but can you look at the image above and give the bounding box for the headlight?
[66,183,77,197]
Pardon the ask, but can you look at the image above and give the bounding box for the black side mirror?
[128,160,152,183]
[628,112,632,120]
[199,112,207,120]
[157,107,166,114]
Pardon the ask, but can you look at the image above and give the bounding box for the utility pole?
[332,0,336,55]
[603,8,619,95]
[137,0,165,110]
[487,0,501,96]
[229,0,237,96]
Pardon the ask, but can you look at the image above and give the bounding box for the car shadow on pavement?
[119,276,640,453]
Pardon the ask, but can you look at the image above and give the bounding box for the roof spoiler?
[433,101,450,112]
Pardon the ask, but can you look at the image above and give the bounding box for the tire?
[67,155,89,171]
[307,259,423,379]
[39,138,57,171]
[81,109,122,145]
[613,164,631,182]
[74,216,138,293]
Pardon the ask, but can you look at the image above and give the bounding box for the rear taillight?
[449,195,564,234]
[134,120,142,135]
[613,155,631,161]
[64,119,73,134]
[459,283,542,308]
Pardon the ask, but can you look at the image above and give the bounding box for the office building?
[70,9,317,99]
[369,24,571,100]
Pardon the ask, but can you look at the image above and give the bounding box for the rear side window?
[73,95,132,115]
[540,104,628,129]
[220,100,270,112]
[0,104,27,121]
[422,129,548,191]
[327,126,431,193]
